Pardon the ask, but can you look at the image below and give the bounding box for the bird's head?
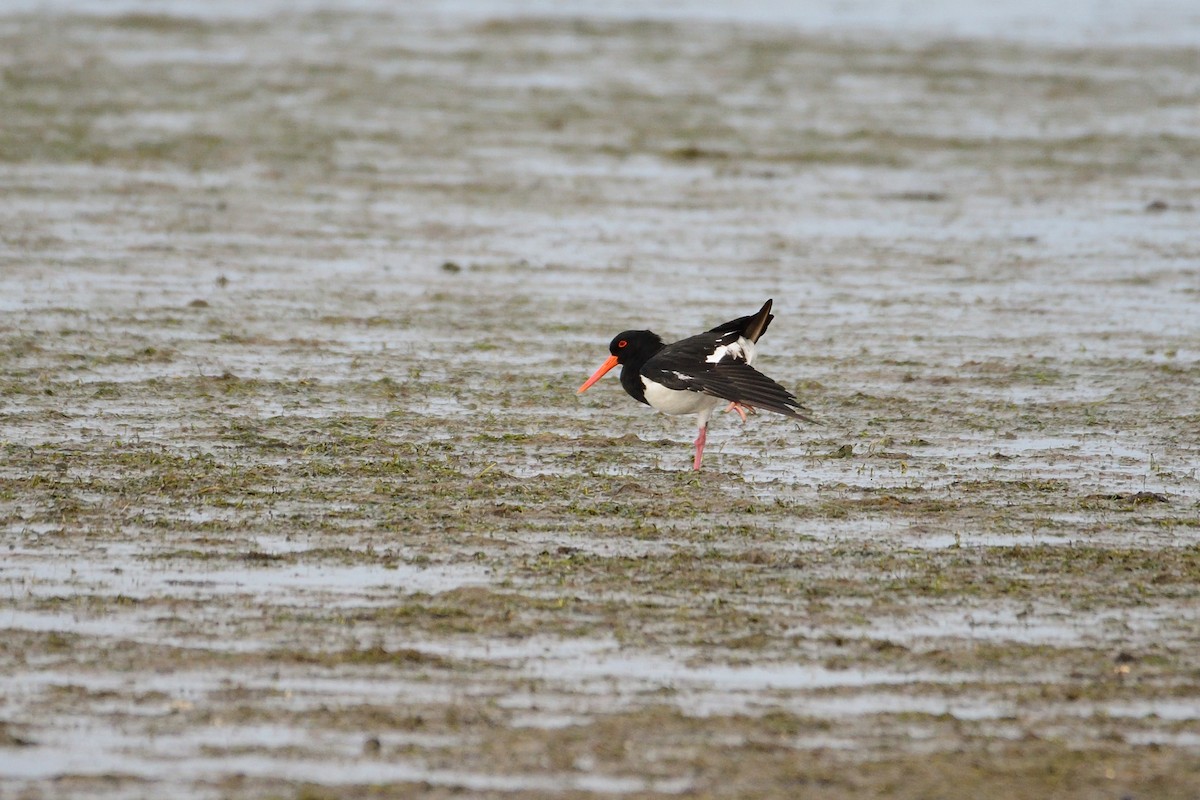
[577,330,664,394]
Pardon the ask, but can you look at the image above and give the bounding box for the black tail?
[707,299,774,343]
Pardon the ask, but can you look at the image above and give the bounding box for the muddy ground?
[1,5,1199,799]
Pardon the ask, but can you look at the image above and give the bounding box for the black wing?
[644,329,812,421]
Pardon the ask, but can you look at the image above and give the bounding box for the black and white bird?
[577,299,811,470]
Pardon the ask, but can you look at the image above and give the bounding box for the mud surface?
[2,4,1200,799]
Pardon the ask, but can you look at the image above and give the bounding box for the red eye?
[618,340,627,348]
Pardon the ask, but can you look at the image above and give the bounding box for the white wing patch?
[705,337,756,365]
[671,370,693,383]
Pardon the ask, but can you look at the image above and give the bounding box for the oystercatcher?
[577,299,811,470]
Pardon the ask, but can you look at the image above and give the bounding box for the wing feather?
[643,359,812,421]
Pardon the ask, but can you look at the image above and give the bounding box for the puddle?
[861,603,1200,649]
[528,650,971,692]
[0,723,693,795]
[3,553,489,603]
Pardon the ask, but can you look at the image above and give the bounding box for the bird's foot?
[724,402,756,423]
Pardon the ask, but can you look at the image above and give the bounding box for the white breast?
[642,378,721,417]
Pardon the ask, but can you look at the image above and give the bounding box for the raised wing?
[643,330,811,421]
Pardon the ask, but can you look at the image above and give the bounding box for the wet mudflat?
[2,4,1200,798]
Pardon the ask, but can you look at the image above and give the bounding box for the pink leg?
[692,424,707,471]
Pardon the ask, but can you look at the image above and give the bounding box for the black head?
[603,330,665,405]
[609,330,665,365]
[578,329,667,401]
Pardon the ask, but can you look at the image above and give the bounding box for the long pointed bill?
[577,355,619,394]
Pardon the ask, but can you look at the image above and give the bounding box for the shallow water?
[2,2,1200,798]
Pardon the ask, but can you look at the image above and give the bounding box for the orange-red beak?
[577,355,619,394]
